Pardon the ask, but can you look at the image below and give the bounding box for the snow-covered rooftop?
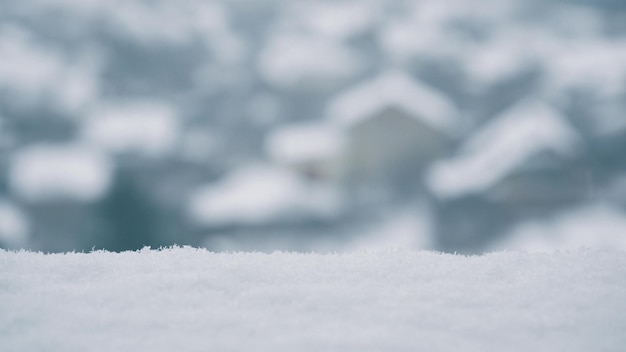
[542,39,626,98]
[265,122,346,164]
[463,37,535,90]
[289,2,377,40]
[0,25,101,112]
[188,165,341,226]
[258,33,364,89]
[427,99,580,199]
[81,101,180,158]
[326,71,460,135]
[493,203,626,252]
[8,144,113,203]
[1,248,624,351]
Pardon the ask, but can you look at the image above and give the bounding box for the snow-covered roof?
[290,2,377,40]
[427,99,581,199]
[463,38,534,90]
[188,165,341,226]
[326,71,460,135]
[0,25,100,112]
[542,39,626,98]
[265,122,346,164]
[492,203,626,252]
[81,101,180,158]
[9,144,113,203]
[258,33,364,89]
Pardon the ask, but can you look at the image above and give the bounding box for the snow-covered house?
[258,32,364,91]
[80,101,181,159]
[7,143,114,251]
[187,164,343,230]
[426,99,587,252]
[264,122,346,182]
[326,71,461,191]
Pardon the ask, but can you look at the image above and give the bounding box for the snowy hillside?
[1,248,624,351]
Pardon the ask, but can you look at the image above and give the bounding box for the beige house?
[326,71,462,190]
[265,71,461,200]
[265,122,346,182]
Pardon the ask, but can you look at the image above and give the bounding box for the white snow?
[427,99,580,199]
[0,200,30,248]
[258,33,364,89]
[265,122,346,164]
[327,71,460,135]
[1,247,624,352]
[8,144,113,203]
[81,101,180,158]
[493,203,626,253]
[188,165,342,226]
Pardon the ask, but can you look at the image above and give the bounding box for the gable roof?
[326,71,460,135]
[427,99,581,199]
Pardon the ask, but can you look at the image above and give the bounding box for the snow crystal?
[427,99,580,199]
[188,165,342,226]
[8,144,113,203]
[0,248,624,352]
[327,71,460,135]
[81,101,180,158]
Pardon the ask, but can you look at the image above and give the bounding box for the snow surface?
[327,71,460,135]
[427,99,580,199]
[1,248,624,352]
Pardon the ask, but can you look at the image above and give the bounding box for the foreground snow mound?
[1,248,624,352]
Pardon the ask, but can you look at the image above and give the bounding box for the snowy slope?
[1,248,624,352]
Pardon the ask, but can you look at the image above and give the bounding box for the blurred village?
[0,0,626,253]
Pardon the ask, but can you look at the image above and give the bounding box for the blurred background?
[0,0,625,254]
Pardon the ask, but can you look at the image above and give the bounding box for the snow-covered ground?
[1,247,624,351]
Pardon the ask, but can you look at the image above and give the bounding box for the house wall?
[342,107,450,190]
